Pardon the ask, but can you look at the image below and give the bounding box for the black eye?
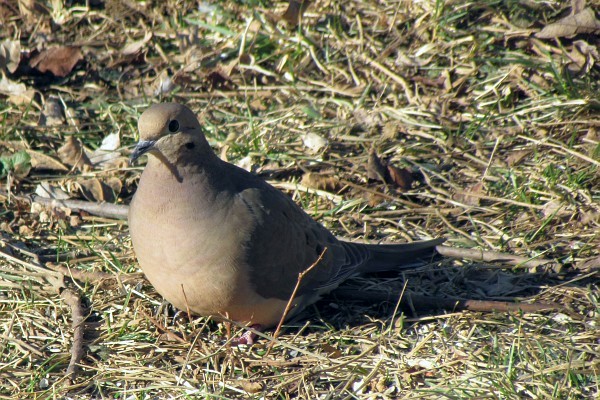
[185,142,195,149]
[168,120,179,132]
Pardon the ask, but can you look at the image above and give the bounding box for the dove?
[129,103,443,342]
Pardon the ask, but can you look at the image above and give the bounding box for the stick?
[435,245,560,270]
[267,248,328,353]
[45,263,143,285]
[60,288,86,383]
[0,190,128,220]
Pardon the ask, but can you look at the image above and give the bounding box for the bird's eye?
[168,120,180,132]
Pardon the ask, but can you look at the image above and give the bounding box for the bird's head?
[131,102,212,165]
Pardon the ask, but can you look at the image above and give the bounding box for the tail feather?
[354,237,444,273]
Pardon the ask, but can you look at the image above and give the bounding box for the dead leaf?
[373,376,389,393]
[239,380,264,394]
[29,46,83,77]
[573,0,586,14]
[319,343,342,358]
[122,31,152,56]
[536,8,600,39]
[542,199,563,218]
[354,109,383,130]
[506,149,530,166]
[382,121,399,140]
[38,95,65,126]
[566,40,599,74]
[367,191,387,207]
[19,224,34,236]
[35,181,70,200]
[0,39,21,73]
[301,172,340,191]
[281,0,312,27]
[301,132,328,153]
[454,182,485,206]
[387,165,413,191]
[76,178,119,203]
[18,0,45,25]
[577,256,600,272]
[89,132,121,168]
[367,149,387,183]
[69,215,81,227]
[249,98,267,111]
[0,75,36,105]
[153,70,176,96]
[57,136,92,170]
[104,177,123,197]
[204,68,234,90]
[109,31,152,68]
[26,150,68,171]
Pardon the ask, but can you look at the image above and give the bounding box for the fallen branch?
[435,245,561,271]
[46,262,142,284]
[0,190,128,220]
[60,288,86,383]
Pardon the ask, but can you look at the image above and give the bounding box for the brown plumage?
[129,103,443,328]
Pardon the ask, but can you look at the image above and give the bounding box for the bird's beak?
[130,140,156,165]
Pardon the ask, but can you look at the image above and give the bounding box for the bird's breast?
[129,167,256,316]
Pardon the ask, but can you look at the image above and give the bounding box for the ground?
[0,0,598,399]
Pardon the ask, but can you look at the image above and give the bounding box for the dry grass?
[0,0,599,399]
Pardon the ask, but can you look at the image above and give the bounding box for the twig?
[45,263,143,284]
[435,245,560,270]
[60,288,86,383]
[181,284,193,323]
[0,190,128,220]
[267,248,328,353]
[139,309,187,344]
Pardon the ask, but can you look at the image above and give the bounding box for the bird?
[129,102,443,342]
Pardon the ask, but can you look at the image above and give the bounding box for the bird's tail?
[352,237,444,273]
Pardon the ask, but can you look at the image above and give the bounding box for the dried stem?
[267,247,328,353]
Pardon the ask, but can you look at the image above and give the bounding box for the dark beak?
[130,140,156,165]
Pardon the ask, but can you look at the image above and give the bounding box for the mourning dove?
[129,103,443,335]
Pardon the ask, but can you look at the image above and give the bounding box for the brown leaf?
[382,121,399,140]
[387,165,413,191]
[0,76,36,105]
[18,0,45,25]
[239,380,264,394]
[301,172,340,192]
[26,150,68,171]
[536,8,600,39]
[29,46,83,77]
[76,178,118,203]
[109,31,152,68]
[104,177,123,197]
[57,136,92,170]
[35,181,70,200]
[367,191,387,207]
[319,343,342,358]
[0,39,21,73]
[281,0,312,27]
[367,149,387,183]
[38,95,65,126]
[301,132,328,153]
[454,182,485,206]
[577,256,600,272]
[506,149,531,166]
[573,0,586,14]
